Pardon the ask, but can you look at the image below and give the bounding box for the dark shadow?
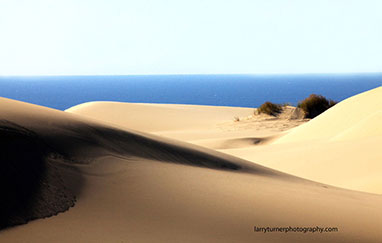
[52,122,278,175]
[0,121,77,229]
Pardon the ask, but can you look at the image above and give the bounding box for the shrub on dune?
[257,102,282,116]
[297,94,337,118]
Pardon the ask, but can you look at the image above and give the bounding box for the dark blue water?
[0,74,381,110]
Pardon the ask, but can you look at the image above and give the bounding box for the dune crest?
[274,87,382,144]
[65,88,382,193]
[0,97,283,229]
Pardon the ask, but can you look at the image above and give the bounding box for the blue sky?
[0,0,381,75]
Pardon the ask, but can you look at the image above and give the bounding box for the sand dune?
[331,110,382,141]
[68,88,382,194]
[221,87,382,193]
[67,102,255,132]
[275,87,382,143]
[67,102,305,143]
[1,88,382,242]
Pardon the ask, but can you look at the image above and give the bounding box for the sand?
[0,87,381,242]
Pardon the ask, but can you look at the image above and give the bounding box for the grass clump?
[297,94,337,118]
[257,101,282,116]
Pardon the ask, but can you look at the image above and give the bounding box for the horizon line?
[1,71,382,77]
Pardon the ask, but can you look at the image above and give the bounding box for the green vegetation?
[257,101,282,116]
[297,94,337,118]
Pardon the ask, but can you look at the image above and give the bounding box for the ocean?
[0,74,381,110]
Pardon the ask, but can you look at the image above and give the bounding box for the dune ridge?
[69,87,382,194]
[0,97,287,229]
[217,87,382,193]
[274,86,382,143]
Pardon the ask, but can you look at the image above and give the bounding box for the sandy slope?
[67,102,305,143]
[275,87,382,143]
[223,87,382,194]
[67,102,255,133]
[67,88,382,194]
[1,88,382,242]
